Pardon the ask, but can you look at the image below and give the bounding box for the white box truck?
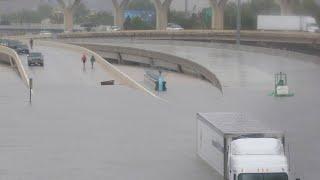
[257,15,319,32]
[197,112,290,180]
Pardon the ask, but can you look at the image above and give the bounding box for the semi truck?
[197,112,290,180]
[257,15,319,32]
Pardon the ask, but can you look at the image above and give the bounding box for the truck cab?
[229,138,289,180]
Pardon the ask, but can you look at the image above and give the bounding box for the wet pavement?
[64,39,320,180]
[0,45,221,180]
[0,39,320,179]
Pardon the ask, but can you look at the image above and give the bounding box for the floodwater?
[0,40,319,180]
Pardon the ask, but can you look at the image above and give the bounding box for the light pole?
[236,0,241,45]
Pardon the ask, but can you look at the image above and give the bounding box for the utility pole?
[236,0,241,45]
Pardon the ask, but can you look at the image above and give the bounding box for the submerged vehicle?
[197,112,291,180]
[271,72,294,97]
[15,44,30,55]
[28,52,44,66]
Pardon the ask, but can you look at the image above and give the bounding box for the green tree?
[73,3,90,24]
[293,0,320,24]
[82,11,113,25]
[37,4,53,19]
[169,11,202,29]
[127,0,155,11]
[224,0,280,30]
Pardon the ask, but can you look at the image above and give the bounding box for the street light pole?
[236,0,241,45]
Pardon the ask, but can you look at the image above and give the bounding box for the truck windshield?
[238,173,288,180]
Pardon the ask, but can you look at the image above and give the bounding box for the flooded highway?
[0,39,319,179]
[65,39,320,180]
[0,45,221,180]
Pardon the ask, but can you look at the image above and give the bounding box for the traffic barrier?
[35,40,159,98]
[72,43,223,92]
[0,45,30,87]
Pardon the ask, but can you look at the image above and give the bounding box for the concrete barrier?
[35,40,159,98]
[58,30,320,45]
[72,43,222,92]
[0,45,30,87]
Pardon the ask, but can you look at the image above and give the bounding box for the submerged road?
[0,44,221,180]
[1,38,320,179]
[61,38,320,180]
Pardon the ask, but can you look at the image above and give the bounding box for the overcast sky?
[0,0,319,14]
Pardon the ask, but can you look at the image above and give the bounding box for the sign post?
[236,0,241,45]
[29,78,33,104]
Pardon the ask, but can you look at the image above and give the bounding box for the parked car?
[0,39,9,46]
[28,52,44,66]
[15,44,30,55]
[110,26,121,31]
[39,31,53,37]
[7,40,21,50]
[166,23,184,31]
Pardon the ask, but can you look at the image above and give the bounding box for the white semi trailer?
[197,112,290,180]
[257,15,319,32]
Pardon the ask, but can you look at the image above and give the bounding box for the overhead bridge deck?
[58,30,320,56]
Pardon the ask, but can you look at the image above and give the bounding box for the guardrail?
[0,45,30,87]
[35,40,159,98]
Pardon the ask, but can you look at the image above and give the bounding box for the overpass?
[59,0,295,31]
[58,30,320,56]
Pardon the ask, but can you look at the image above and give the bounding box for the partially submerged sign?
[101,80,115,86]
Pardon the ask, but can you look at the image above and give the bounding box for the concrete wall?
[72,43,223,92]
[58,30,320,45]
[0,45,30,87]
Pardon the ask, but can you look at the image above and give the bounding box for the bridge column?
[112,0,130,29]
[277,0,294,15]
[209,0,228,30]
[58,0,81,32]
[152,0,173,30]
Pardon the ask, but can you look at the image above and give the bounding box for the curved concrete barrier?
[71,43,222,92]
[35,40,160,98]
[0,45,30,87]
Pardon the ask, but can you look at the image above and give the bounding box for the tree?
[73,2,90,24]
[37,4,53,19]
[127,0,155,11]
[293,0,320,24]
[123,16,132,30]
[169,11,202,29]
[82,11,114,25]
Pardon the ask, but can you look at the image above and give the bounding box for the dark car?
[0,39,9,46]
[7,40,20,50]
[15,44,30,55]
[28,52,44,66]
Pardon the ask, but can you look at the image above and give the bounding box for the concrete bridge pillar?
[57,0,81,32]
[209,0,228,30]
[152,0,173,30]
[277,0,294,15]
[112,0,130,29]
